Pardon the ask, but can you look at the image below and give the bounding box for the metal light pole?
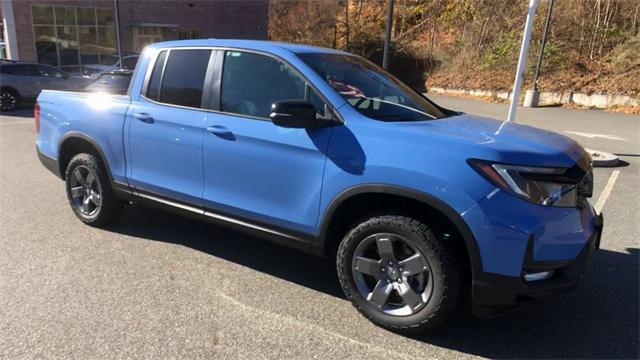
[532,0,554,92]
[113,0,123,69]
[506,0,539,122]
[382,0,394,69]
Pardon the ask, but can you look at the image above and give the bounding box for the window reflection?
[31,5,116,70]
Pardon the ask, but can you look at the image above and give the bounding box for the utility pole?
[382,0,394,69]
[113,0,123,69]
[506,0,538,122]
[532,0,554,93]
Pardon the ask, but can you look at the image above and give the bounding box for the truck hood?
[394,114,588,168]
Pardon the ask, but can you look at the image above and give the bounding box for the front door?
[202,50,332,237]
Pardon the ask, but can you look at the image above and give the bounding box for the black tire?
[0,88,19,112]
[336,215,461,333]
[64,153,122,226]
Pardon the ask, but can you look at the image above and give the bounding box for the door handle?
[206,125,231,135]
[134,112,154,123]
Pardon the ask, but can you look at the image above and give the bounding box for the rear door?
[126,48,213,205]
[201,50,333,237]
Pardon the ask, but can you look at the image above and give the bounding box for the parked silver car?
[82,55,140,78]
[0,62,92,111]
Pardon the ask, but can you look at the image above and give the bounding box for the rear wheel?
[65,153,122,226]
[337,215,461,333]
[0,88,19,112]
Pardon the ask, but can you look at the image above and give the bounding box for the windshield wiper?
[376,114,429,121]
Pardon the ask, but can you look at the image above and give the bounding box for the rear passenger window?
[1,65,40,76]
[146,51,167,100]
[220,51,306,118]
[21,65,42,76]
[159,49,211,108]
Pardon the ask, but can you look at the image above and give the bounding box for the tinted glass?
[0,65,17,75]
[146,51,167,100]
[38,65,65,78]
[159,49,211,108]
[122,56,138,69]
[308,88,329,118]
[221,51,305,118]
[298,53,446,121]
[3,65,41,76]
[86,74,131,94]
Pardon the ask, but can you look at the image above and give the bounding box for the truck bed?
[36,89,132,184]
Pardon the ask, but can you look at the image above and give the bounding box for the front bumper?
[471,212,603,318]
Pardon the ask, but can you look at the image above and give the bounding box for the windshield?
[298,53,446,121]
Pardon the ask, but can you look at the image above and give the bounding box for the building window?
[31,4,116,70]
[133,27,163,53]
[178,28,200,40]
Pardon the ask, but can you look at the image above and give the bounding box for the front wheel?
[65,153,122,226]
[336,215,461,333]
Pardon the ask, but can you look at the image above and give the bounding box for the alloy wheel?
[352,233,433,316]
[1,91,17,111]
[69,165,102,216]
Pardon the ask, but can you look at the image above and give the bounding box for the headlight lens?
[470,160,577,207]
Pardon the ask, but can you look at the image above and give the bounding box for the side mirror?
[270,100,318,128]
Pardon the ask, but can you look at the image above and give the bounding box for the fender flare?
[58,132,115,183]
[0,86,22,99]
[313,184,483,277]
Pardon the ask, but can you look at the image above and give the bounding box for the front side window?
[298,53,446,122]
[37,65,66,78]
[220,51,306,118]
[158,49,211,108]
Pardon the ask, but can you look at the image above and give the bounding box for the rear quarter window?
[145,51,167,100]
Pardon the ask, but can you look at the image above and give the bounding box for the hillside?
[269,0,640,97]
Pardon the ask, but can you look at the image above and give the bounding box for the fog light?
[524,270,554,282]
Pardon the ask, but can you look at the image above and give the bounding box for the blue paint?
[36,39,597,280]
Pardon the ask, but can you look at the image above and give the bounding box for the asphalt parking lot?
[1,97,638,359]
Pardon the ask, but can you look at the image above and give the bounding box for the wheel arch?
[314,185,483,279]
[57,132,114,183]
[0,85,21,96]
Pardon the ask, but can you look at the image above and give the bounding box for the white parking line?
[594,170,620,214]
[566,131,626,141]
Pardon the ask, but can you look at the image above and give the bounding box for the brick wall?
[10,0,269,62]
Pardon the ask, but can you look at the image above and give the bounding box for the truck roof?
[145,39,351,56]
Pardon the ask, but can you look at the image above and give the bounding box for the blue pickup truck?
[36,39,602,333]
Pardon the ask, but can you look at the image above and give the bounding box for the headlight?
[469,160,578,207]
